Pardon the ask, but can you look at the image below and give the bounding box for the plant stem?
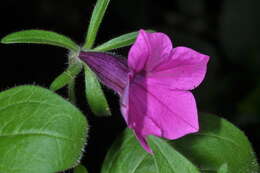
[67,51,80,105]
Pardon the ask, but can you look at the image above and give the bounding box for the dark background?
[0,0,260,172]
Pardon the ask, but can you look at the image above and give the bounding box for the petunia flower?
[79,30,209,153]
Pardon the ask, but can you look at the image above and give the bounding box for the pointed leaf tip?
[94,30,155,51]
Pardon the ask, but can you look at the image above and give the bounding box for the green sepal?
[50,62,82,91]
[84,64,111,116]
[94,30,155,51]
[83,0,110,49]
[1,30,79,51]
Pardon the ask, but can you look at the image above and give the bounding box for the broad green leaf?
[94,30,155,51]
[0,85,88,173]
[84,65,111,116]
[1,30,79,51]
[171,113,259,173]
[101,129,199,173]
[148,136,200,173]
[102,114,259,173]
[50,62,82,91]
[74,164,88,173]
[83,0,110,49]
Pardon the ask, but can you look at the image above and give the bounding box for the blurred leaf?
[50,62,82,91]
[94,30,154,51]
[83,0,110,49]
[0,85,88,173]
[74,164,88,173]
[84,64,111,116]
[218,164,228,173]
[101,129,199,173]
[171,113,259,173]
[148,136,200,173]
[1,30,79,51]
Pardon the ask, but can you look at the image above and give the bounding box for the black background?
[1,0,260,172]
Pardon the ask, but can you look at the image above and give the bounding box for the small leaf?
[1,30,79,51]
[84,64,111,116]
[74,164,88,173]
[50,62,82,91]
[83,0,110,49]
[94,30,155,51]
[0,85,88,173]
[171,113,259,173]
[101,129,199,173]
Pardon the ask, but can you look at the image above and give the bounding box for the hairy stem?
[67,51,80,104]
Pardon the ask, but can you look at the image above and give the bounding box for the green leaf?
[101,129,199,173]
[83,0,110,49]
[148,136,200,173]
[84,65,111,116]
[1,30,79,51]
[0,85,88,173]
[101,129,154,173]
[171,113,259,173]
[94,30,155,51]
[217,164,228,173]
[102,114,259,173]
[50,62,82,91]
[74,164,88,173]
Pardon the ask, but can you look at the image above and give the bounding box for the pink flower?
[80,30,209,153]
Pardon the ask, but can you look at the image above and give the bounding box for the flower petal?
[121,75,199,152]
[147,46,209,90]
[128,30,173,73]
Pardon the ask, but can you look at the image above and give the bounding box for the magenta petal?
[121,75,199,152]
[147,46,209,90]
[128,30,173,73]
